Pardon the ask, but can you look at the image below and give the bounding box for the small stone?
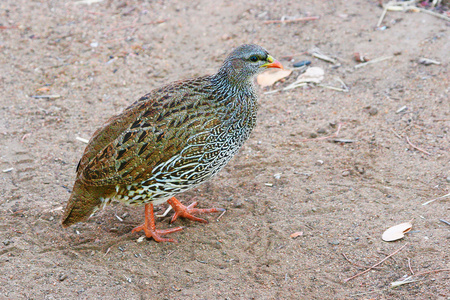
[290,231,303,239]
[368,107,378,116]
[3,240,11,246]
[293,60,311,68]
[315,160,324,165]
[58,273,68,281]
[342,170,350,177]
[233,201,243,208]
[273,173,281,180]
[309,132,318,138]
[185,269,194,274]
[317,128,326,134]
[305,188,314,194]
[355,165,365,174]
[446,176,450,183]
[328,240,340,245]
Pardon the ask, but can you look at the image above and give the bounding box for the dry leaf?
[257,68,292,87]
[290,231,303,239]
[296,67,324,84]
[382,222,413,242]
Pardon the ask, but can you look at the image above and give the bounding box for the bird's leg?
[132,203,183,242]
[167,197,225,224]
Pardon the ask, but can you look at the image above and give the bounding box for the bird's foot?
[132,203,183,242]
[167,197,225,224]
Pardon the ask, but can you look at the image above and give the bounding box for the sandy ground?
[0,0,449,299]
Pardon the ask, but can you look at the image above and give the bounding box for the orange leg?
[167,196,225,224]
[132,203,183,243]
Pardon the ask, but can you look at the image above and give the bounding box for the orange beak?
[261,55,284,69]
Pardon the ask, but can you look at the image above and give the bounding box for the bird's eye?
[249,55,258,62]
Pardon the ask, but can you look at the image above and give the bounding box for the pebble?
[317,128,327,134]
[273,173,282,180]
[3,240,11,246]
[446,176,450,183]
[58,273,68,282]
[233,201,243,208]
[309,132,318,138]
[342,170,350,177]
[355,165,365,174]
[368,107,378,116]
[328,240,340,245]
[293,60,311,68]
[315,160,324,165]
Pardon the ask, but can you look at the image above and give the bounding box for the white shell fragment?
[257,68,292,87]
[296,67,324,84]
[382,222,413,242]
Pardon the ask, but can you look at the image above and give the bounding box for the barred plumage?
[62,44,283,242]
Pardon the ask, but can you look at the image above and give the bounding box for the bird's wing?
[77,77,220,186]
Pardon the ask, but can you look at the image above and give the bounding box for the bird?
[61,44,283,242]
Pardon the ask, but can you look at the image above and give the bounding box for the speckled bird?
[61,44,283,242]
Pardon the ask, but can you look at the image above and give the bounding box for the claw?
[167,197,225,224]
[132,203,183,242]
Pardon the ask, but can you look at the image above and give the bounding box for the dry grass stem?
[406,136,431,155]
[440,219,450,226]
[344,243,408,282]
[355,56,394,69]
[342,253,382,270]
[263,16,320,24]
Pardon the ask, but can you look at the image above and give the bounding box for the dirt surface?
[1,0,449,299]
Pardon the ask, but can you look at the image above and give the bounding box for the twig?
[355,56,394,69]
[390,128,403,140]
[0,25,18,30]
[377,6,388,27]
[156,206,172,218]
[30,95,61,99]
[263,16,320,24]
[316,84,348,92]
[406,136,431,155]
[417,7,450,22]
[408,258,414,275]
[76,136,89,144]
[349,289,385,297]
[300,123,342,142]
[440,219,450,226]
[280,52,308,59]
[422,193,450,206]
[342,253,382,270]
[344,243,408,282]
[311,51,337,64]
[412,268,450,277]
[216,210,226,222]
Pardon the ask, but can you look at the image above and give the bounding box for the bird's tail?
[61,180,110,228]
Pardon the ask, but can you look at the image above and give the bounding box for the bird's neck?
[211,69,256,98]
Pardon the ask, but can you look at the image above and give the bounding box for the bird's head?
[217,44,283,87]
